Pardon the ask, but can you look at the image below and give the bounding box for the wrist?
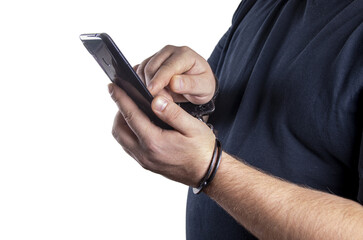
[203,151,238,196]
[193,139,222,194]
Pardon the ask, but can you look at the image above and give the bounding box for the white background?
[0,1,240,239]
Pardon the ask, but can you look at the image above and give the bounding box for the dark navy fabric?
[186,1,363,239]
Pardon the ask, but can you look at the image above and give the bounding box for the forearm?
[204,152,363,240]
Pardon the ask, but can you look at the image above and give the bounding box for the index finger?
[109,83,161,141]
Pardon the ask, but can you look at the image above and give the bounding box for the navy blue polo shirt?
[186,1,363,239]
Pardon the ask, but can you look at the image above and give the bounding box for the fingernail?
[154,97,168,112]
[108,84,113,94]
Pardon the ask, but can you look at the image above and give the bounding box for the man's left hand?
[108,83,215,187]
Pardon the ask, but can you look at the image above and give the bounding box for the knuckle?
[144,62,155,75]
[111,127,118,139]
[110,91,118,102]
[140,160,156,172]
[123,147,152,171]
[143,137,161,155]
[136,60,145,72]
[112,128,123,145]
[135,153,154,171]
[167,105,183,123]
[122,146,133,157]
[136,65,142,75]
[134,154,149,170]
[163,44,176,51]
[133,64,139,72]
[179,45,190,53]
[161,60,174,70]
[122,109,135,124]
[139,161,149,170]
[136,69,146,84]
[187,77,197,89]
[111,114,123,141]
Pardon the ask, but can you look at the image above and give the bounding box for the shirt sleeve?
[207,27,231,73]
[207,0,249,73]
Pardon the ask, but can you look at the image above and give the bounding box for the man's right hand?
[134,45,216,105]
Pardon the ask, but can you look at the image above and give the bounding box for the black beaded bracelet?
[193,139,222,194]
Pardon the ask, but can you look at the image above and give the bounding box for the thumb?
[151,96,203,136]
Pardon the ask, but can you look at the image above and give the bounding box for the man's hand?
[134,45,216,105]
[108,83,215,187]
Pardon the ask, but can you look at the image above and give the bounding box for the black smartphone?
[80,33,214,129]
